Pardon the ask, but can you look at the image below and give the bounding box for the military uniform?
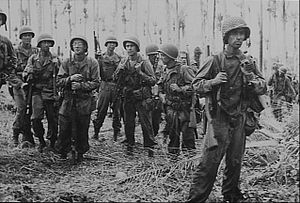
[268,67,296,121]
[113,53,157,149]
[158,62,196,154]
[56,56,100,157]
[23,51,60,150]
[12,42,38,145]
[93,51,122,140]
[188,16,267,202]
[0,35,20,89]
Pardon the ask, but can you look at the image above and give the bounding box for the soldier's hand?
[170,83,181,92]
[211,71,227,86]
[70,74,84,82]
[71,82,82,90]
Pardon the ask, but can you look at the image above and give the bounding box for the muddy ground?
[0,84,299,202]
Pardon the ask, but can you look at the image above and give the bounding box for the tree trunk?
[259,0,263,73]
[282,0,288,64]
[212,0,216,52]
[7,0,12,38]
[165,0,171,42]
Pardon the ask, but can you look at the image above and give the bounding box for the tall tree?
[282,0,288,64]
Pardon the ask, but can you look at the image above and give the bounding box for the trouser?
[271,96,285,122]
[188,110,246,202]
[152,108,162,137]
[123,99,156,147]
[12,87,34,143]
[56,111,91,155]
[165,107,196,154]
[31,94,58,145]
[93,82,121,133]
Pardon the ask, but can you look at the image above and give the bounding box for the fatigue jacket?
[15,43,38,77]
[113,53,156,102]
[0,35,21,88]
[192,50,266,117]
[268,73,295,100]
[99,51,121,81]
[57,56,100,116]
[158,62,195,108]
[24,52,61,100]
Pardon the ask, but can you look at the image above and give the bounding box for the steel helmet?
[70,35,88,52]
[222,16,250,44]
[194,46,202,54]
[279,66,287,74]
[19,26,35,39]
[158,44,179,60]
[105,36,118,47]
[123,36,140,52]
[145,44,159,56]
[0,11,7,26]
[37,33,55,47]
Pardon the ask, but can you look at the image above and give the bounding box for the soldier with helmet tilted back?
[157,43,196,156]
[113,36,157,156]
[56,35,100,163]
[22,33,61,152]
[92,36,122,142]
[11,26,38,148]
[188,16,267,202]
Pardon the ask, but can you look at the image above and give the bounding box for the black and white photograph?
[0,0,299,202]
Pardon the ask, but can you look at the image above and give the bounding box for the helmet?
[145,44,159,56]
[105,36,118,47]
[70,35,88,52]
[19,26,35,39]
[123,36,140,52]
[194,46,202,54]
[0,11,7,26]
[37,33,55,47]
[222,16,250,44]
[158,44,178,60]
[279,66,287,74]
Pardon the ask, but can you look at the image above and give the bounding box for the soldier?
[157,44,196,156]
[1,12,25,147]
[92,36,122,142]
[0,11,20,91]
[11,26,38,147]
[56,35,100,162]
[268,66,296,121]
[145,44,164,138]
[188,16,267,202]
[113,36,157,156]
[23,33,60,152]
[190,46,202,72]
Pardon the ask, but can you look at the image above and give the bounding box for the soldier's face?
[106,42,117,51]
[148,54,157,65]
[160,53,171,65]
[40,41,52,52]
[21,33,33,45]
[125,42,137,56]
[227,28,246,49]
[72,39,86,55]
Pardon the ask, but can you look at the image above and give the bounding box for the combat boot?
[37,136,46,152]
[113,130,121,142]
[12,130,19,147]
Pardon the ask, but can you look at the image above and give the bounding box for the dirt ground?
[0,84,299,202]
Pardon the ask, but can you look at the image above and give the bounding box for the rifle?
[25,75,33,116]
[204,95,218,150]
[189,92,198,139]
